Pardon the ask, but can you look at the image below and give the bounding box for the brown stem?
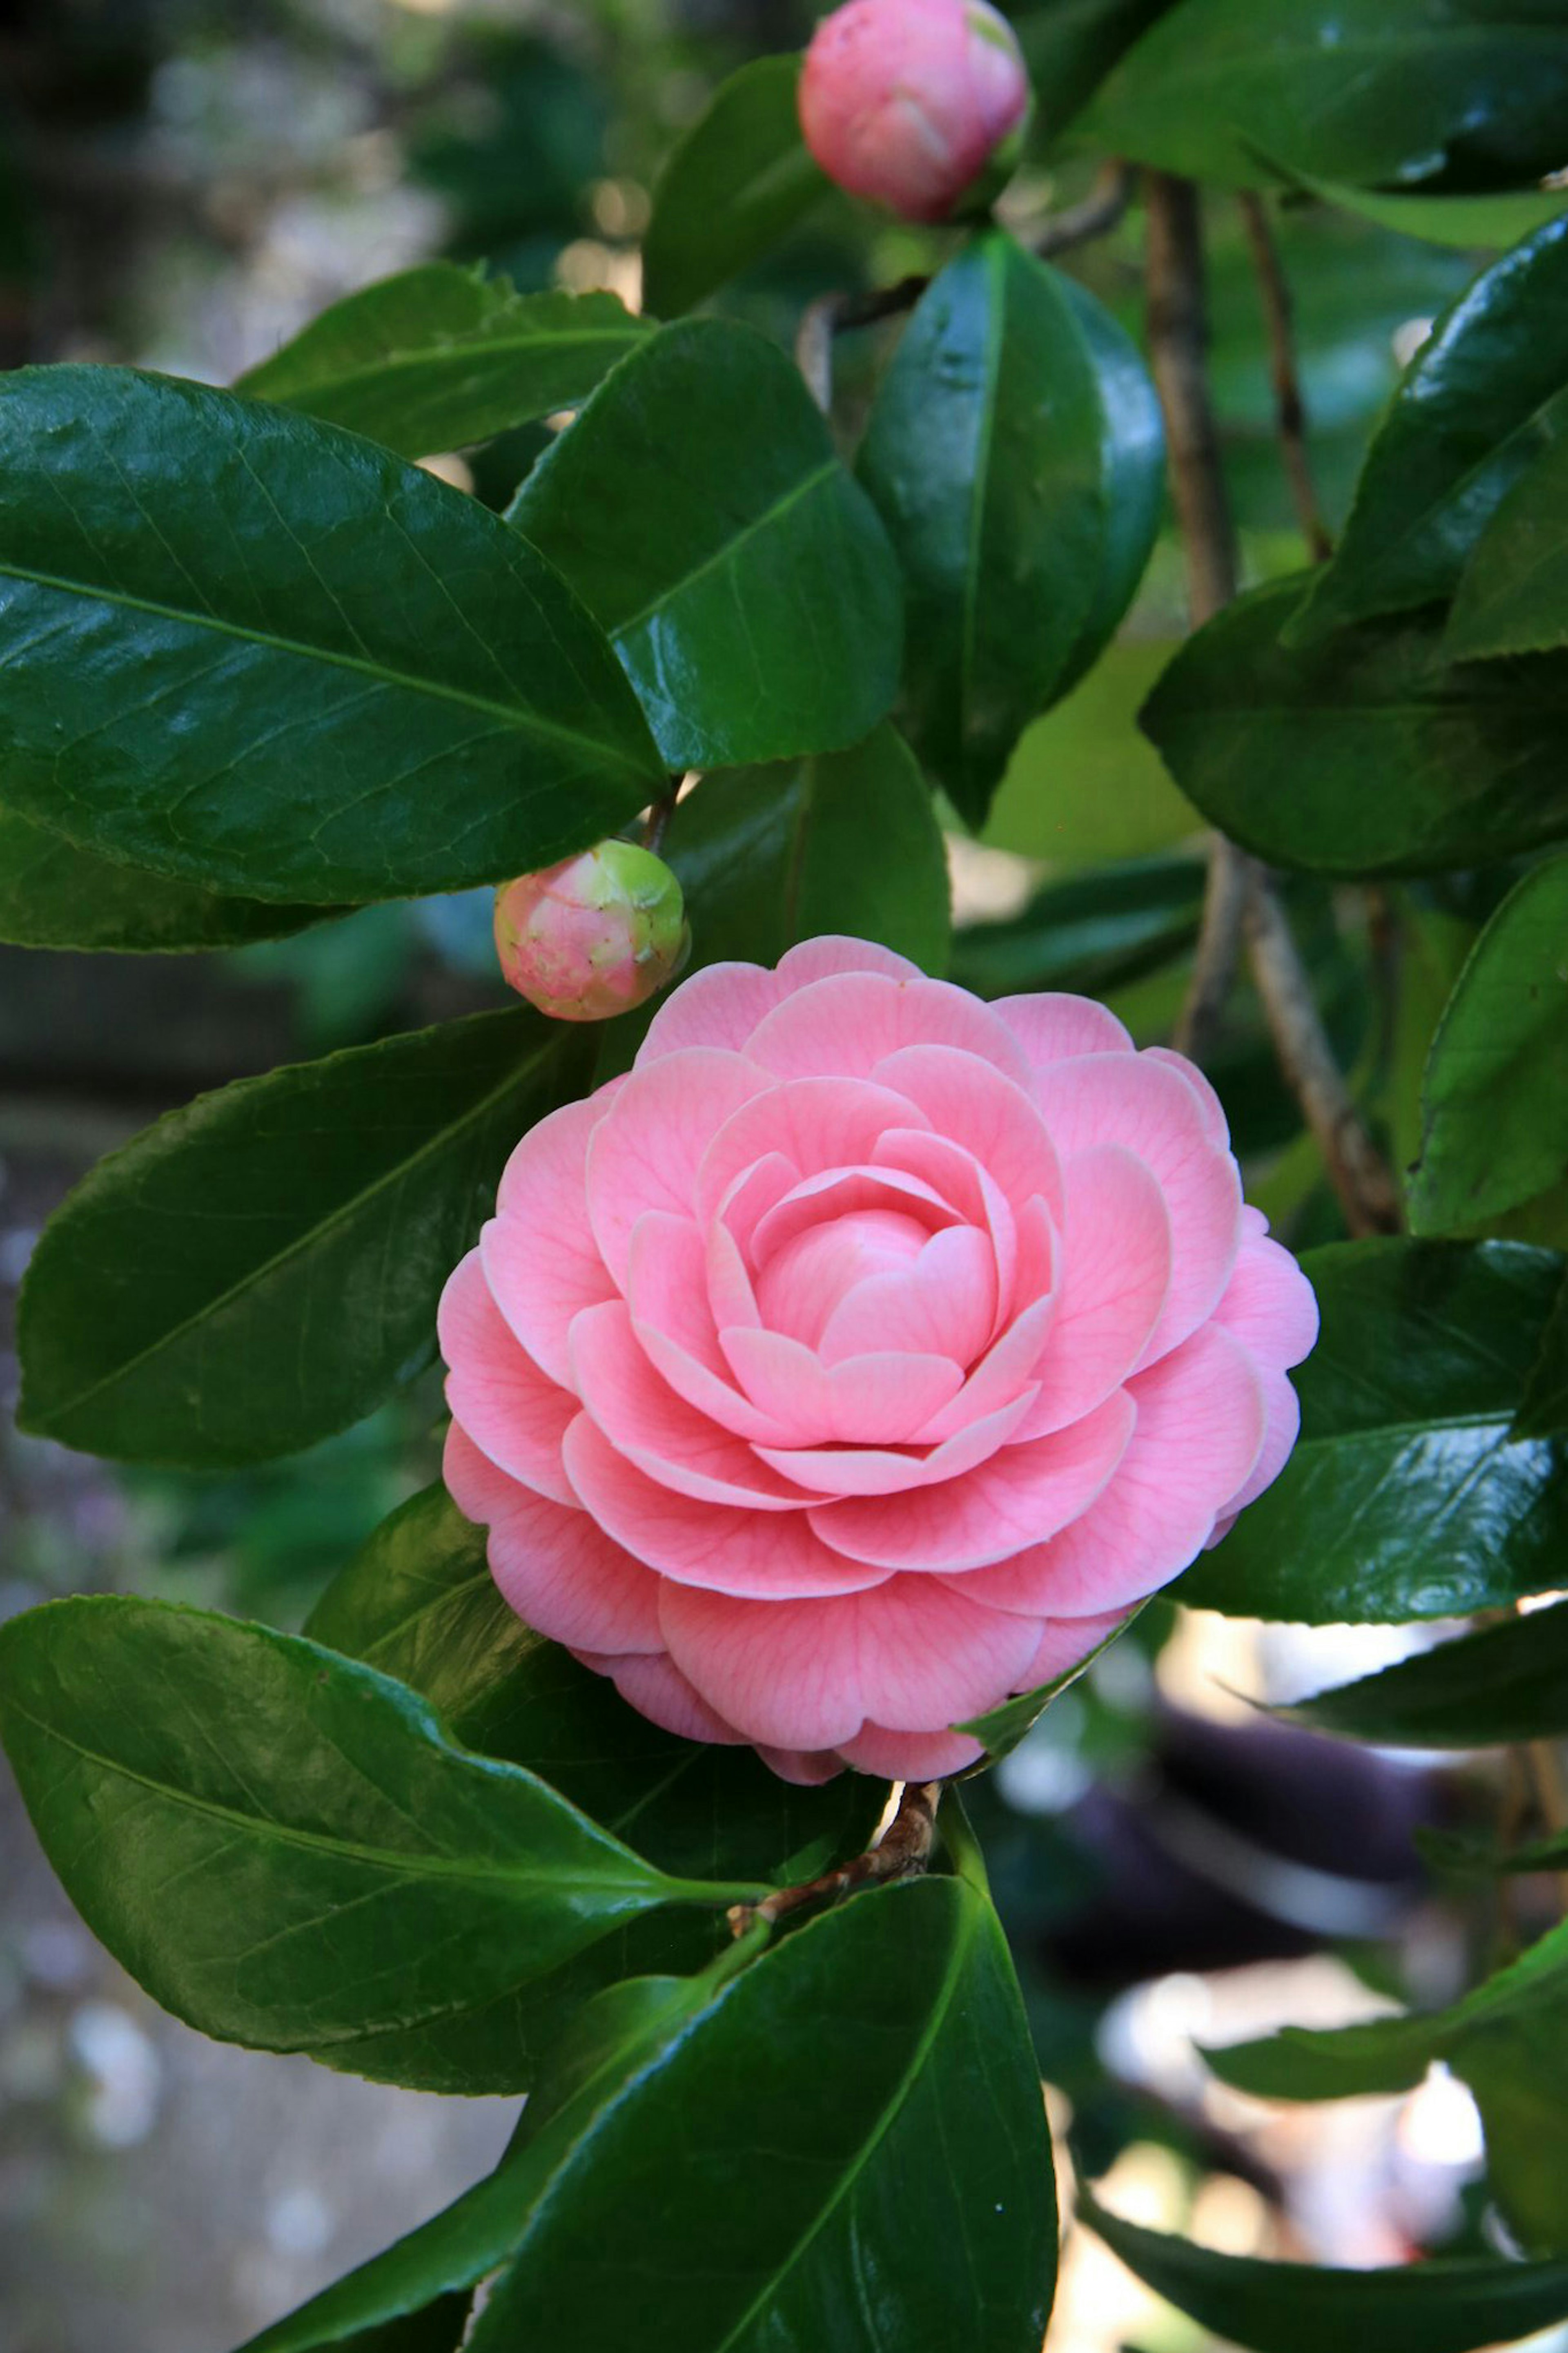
[1244,882,1402,1236]
[1033,158,1135,260]
[1237,191,1333,564]
[642,781,681,859]
[726,1780,942,1937]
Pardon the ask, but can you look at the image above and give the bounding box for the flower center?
[753,1208,931,1348]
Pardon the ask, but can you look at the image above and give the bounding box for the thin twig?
[726,1780,941,1937]
[641,780,681,858]
[1145,177,1400,1232]
[803,161,1138,406]
[1245,882,1402,1236]
[1237,191,1333,564]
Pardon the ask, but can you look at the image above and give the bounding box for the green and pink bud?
[493,841,689,1023]
[799,0,1031,225]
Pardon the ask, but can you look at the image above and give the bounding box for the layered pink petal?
[625,1214,794,1444]
[563,1414,889,1598]
[956,1325,1267,1618]
[444,1425,663,1654]
[1013,1608,1133,1691]
[438,1250,577,1503]
[756,1385,1038,1497]
[1212,1231,1320,1372]
[817,1223,998,1368]
[1032,1052,1241,1367]
[586,1049,772,1287]
[660,1575,1043,1751]
[635,960,782,1062]
[871,1044,1066,1222]
[570,1300,815,1508]
[578,1648,748,1745]
[696,1076,927,1228]
[1211,1363,1301,1532]
[994,992,1133,1071]
[719,1324,965,1443]
[1014,1145,1171,1439]
[777,936,925,987]
[744,972,1034,1086]
[813,1388,1135,1571]
[836,1723,986,1778]
[484,1091,619,1385]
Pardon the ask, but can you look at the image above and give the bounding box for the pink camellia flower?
[439,939,1316,1783]
[799,0,1031,225]
[494,840,688,1023]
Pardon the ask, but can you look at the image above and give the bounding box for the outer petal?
[1210,1363,1301,1534]
[444,1424,663,1654]
[1031,1052,1241,1367]
[811,1389,1135,1572]
[777,936,925,987]
[562,1414,890,1598]
[635,961,783,1062]
[1012,1608,1133,1691]
[1212,1231,1320,1372]
[1012,1145,1172,1439]
[578,1648,748,1745]
[835,1723,986,1778]
[954,1324,1267,1617]
[586,1048,773,1289]
[743,972,1035,1086]
[659,1575,1044,1751]
[483,1088,620,1386]
[439,1249,576,1504]
[993,993,1133,1071]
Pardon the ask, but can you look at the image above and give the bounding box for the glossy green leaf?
[856,234,1163,828]
[0,366,662,905]
[1014,0,1178,136]
[0,1597,754,2062]
[1281,1600,1568,1744]
[1080,0,1568,194]
[1083,2191,1568,2353]
[1449,435,1568,659]
[1280,165,1568,254]
[1516,1268,1568,1435]
[240,1879,1054,2353]
[0,805,326,952]
[509,319,902,770]
[1141,578,1568,878]
[238,267,650,457]
[1294,219,1568,642]
[1180,1240,1568,1622]
[1409,854,1568,1233]
[981,640,1200,866]
[960,1611,1145,1759]
[1204,1917,1568,2250]
[18,1008,593,1468]
[641,57,829,318]
[951,854,1205,999]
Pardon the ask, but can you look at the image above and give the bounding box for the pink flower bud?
[493,841,689,1024]
[799,0,1031,224]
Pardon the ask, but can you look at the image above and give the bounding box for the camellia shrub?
[6,0,1568,2345]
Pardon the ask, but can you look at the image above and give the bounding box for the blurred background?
[0,2,1549,2347]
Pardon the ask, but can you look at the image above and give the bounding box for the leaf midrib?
[0,557,653,783]
[603,457,840,642]
[31,1033,557,1426]
[0,1693,659,1897]
[706,1896,977,2351]
[266,322,647,412]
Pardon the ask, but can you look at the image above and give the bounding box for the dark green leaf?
[1179,1240,1568,1622]
[1013,0,1178,137]
[960,1612,1144,1758]
[1448,435,1568,659]
[857,234,1162,828]
[1281,1600,1568,1744]
[1516,1269,1568,1435]
[641,57,829,319]
[1082,2191,1568,2353]
[1277,165,1568,254]
[1409,854,1568,1233]
[238,267,650,457]
[1203,1917,1568,2250]
[241,1879,1054,2353]
[1141,578,1568,878]
[951,854,1205,999]
[0,805,326,952]
[509,319,902,769]
[18,1007,593,1468]
[0,1597,752,2062]
[1293,219,1568,641]
[0,365,662,904]
[1080,1,1568,193]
